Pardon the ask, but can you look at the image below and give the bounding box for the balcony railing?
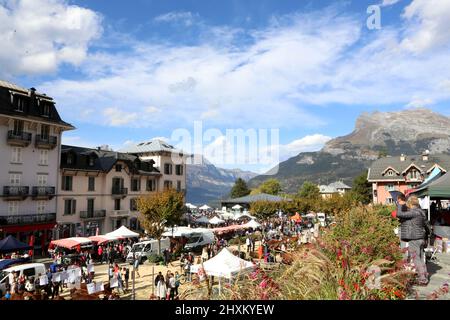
[32,186,56,199]
[0,212,56,226]
[110,210,130,217]
[112,187,128,196]
[35,135,57,149]
[80,210,106,219]
[7,130,32,146]
[3,186,29,199]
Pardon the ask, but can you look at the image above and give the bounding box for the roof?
[329,181,351,189]
[60,144,161,175]
[221,193,291,204]
[368,154,450,182]
[414,172,450,198]
[319,181,351,194]
[118,139,185,155]
[0,80,74,129]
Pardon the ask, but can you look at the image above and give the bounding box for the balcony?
[80,210,106,219]
[7,130,32,147]
[112,187,128,197]
[35,135,57,149]
[31,186,56,200]
[110,210,130,217]
[3,186,29,200]
[0,212,56,227]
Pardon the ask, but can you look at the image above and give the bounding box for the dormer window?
[387,170,394,176]
[42,103,50,117]
[14,96,25,112]
[89,157,95,166]
[67,154,74,165]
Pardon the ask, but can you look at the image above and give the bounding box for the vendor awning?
[413,172,450,198]
[50,237,93,250]
[0,235,32,253]
[105,226,139,238]
[88,234,119,244]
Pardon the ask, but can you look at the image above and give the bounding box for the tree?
[250,200,280,219]
[137,189,185,254]
[298,181,320,200]
[230,178,251,198]
[258,178,282,195]
[350,170,372,205]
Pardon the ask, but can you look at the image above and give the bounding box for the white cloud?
[266,134,332,162]
[381,0,401,7]
[401,0,450,52]
[103,107,138,126]
[153,11,197,26]
[405,98,434,109]
[0,0,102,77]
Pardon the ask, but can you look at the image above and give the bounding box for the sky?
[1,0,450,173]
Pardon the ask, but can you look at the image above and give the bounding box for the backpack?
[421,211,433,238]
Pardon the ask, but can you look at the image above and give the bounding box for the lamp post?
[132,247,136,300]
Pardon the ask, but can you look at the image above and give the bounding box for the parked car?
[184,231,215,252]
[126,238,171,264]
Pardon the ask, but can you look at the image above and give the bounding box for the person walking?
[246,236,251,253]
[168,273,176,300]
[97,246,103,264]
[155,274,166,300]
[394,195,429,285]
[174,271,180,298]
[133,257,141,278]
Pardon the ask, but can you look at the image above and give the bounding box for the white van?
[0,263,46,295]
[184,231,215,251]
[126,238,171,264]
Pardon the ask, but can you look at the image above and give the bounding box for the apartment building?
[0,80,74,251]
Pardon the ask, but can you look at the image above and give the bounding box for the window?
[147,179,156,191]
[408,169,420,180]
[177,181,182,192]
[14,96,25,112]
[13,119,24,135]
[164,163,172,175]
[66,153,74,165]
[114,199,121,210]
[386,198,394,205]
[387,184,395,191]
[131,178,140,192]
[11,147,22,163]
[164,180,173,190]
[373,190,378,198]
[37,174,47,186]
[175,165,183,176]
[387,170,394,176]
[39,150,48,165]
[62,176,73,191]
[9,173,21,186]
[89,157,95,166]
[23,268,35,278]
[115,164,122,172]
[42,103,50,117]
[40,125,50,139]
[8,202,19,215]
[64,199,76,215]
[130,198,138,211]
[87,199,94,214]
[37,201,46,214]
[88,177,95,191]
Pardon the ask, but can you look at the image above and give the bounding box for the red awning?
[213,224,246,235]
[0,223,55,233]
[88,235,119,244]
[49,237,92,250]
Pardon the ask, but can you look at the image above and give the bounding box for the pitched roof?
[368,154,450,181]
[0,80,74,129]
[221,193,291,204]
[118,139,185,155]
[60,145,161,175]
[328,181,351,189]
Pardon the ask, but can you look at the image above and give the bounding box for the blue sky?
[1,0,450,173]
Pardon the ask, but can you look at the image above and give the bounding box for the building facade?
[0,81,73,251]
[367,153,450,204]
[56,140,187,238]
[319,181,351,199]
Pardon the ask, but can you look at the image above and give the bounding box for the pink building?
[367,153,450,205]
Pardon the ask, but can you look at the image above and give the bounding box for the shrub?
[147,254,164,263]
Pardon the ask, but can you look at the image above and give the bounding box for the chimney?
[422,150,429,162]
[400,154,406,162]
[29,87,36,108]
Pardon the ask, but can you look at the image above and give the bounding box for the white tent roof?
[199,205,211,210]
[162,226,212,237]
[243,219,261,229]
[186,203,197,209]
[209,216,225,225]
[105,226,139,238]
[190,248,254,279]
[232,204,242,209]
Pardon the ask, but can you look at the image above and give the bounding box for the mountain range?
[248,108,450,193]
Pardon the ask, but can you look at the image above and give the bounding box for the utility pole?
[132,247,136,300]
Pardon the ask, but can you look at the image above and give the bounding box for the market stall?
[88,234,120,245]
[105,226,139,238]
[0,235,32,254]
[243,220,262,230]
[49,237,93,250]
[209,216,225,225]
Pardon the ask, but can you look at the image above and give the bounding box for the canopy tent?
[243,219,261,230]
[232,204,242,210]
[0,235,32,253]
[290,213,302,222]
[220,212,235,220]
[88,234,119,245]
[105,226,139,238]
[233,213,255,220]
[194,216,210,224]
[186,203,197,209]
[190,248,254,279]
[49,237,92,250]
[209,216,225,225]
[305,213,316,218]
[161,226,211,237]
[213,224,246,235]
[413,172,450,199]
[199,205,211,210]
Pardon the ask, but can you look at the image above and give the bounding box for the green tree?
[249,200,280,219]
[137,189,185,254]
[298,181,320,200]
[350,170,372,205]
[230,178,251,198]
[258,178,282,195]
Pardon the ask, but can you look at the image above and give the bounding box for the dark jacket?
[396,206,426,241]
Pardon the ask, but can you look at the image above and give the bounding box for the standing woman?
[156,275,166,300]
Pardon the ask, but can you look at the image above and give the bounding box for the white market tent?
[105,226,139,238]
[186,203,197,209]
[232,204,242,210]
[209,216,225,225]
[199,205,211,210]
[220,212,235,220]
[190,248,254,279]
[162,226,211,237]
[243,219,261,230]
